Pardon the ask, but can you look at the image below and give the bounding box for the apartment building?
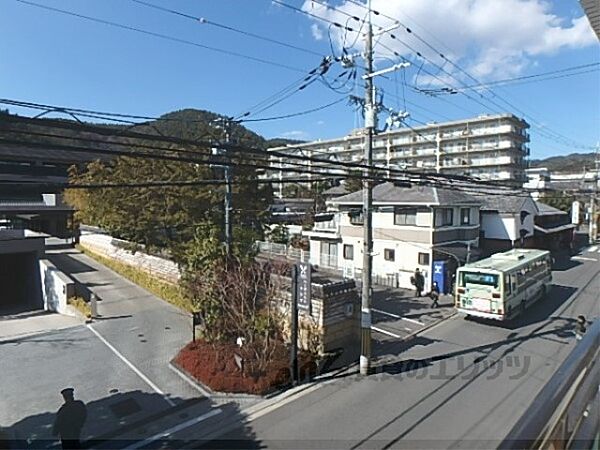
[268,113,530,196]
[303,182,482,291]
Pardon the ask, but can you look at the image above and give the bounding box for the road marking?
[572,256,598,262]
[86,325,176,407]
[371,326,402,338]
[121,407,222,449]
[588,245,598,252]
[372,308,425,326]
[168,362,212,398]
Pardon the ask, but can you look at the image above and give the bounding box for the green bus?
[455,249,552,320]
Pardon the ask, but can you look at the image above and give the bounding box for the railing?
[499,319,600,450]
[255,241,309,262]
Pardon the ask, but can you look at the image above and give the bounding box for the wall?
[79,231,181,283]
[39,259,75,315]
[277,277,360,357]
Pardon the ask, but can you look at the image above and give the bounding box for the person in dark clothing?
[53,388,87,449]
[430,282,440,308]
[412,268,425,297]
[575,315,587,340]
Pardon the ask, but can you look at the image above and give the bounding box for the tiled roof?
[329,182,481,206]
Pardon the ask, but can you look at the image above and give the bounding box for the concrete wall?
[79,231,180,283]
[39,259,75,315]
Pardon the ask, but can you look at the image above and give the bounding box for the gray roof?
[329,182,481,206]
[459,186,539,214]
[535,201,568,216]
[322,185,348,196]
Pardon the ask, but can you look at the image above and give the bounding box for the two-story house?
[303,182,482,292]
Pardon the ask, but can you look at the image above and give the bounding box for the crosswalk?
[587,245,599,253]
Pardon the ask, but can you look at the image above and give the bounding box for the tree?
[344,170,363,193]
[539,191,575,213]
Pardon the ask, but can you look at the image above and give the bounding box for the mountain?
[530,152,598,173]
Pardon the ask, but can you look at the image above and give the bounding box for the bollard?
[90,293,98,319]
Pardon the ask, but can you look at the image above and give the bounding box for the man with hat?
[53,388,87,449]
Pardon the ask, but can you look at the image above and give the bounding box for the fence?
[255,241,309,263]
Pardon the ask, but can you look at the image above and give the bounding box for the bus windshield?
[460,272,499,288]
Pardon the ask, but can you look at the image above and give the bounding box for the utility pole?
[590,146,599,244]
[360,0,374,376]
[212,118,234,256]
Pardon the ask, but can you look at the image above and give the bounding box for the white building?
[268,113,530,195]
[304,182,481,291]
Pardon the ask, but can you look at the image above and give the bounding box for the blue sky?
[1,0,599,159]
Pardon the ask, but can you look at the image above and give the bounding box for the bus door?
[458,271,501,314]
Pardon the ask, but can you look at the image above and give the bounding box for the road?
[188,247,599,449]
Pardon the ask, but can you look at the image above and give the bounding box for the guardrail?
[499,319,599,450]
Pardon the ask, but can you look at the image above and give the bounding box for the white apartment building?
[268,113,530,196]
[303,182,481,291]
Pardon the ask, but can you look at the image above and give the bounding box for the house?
[303,182,482,292]
[533,202,576,251]
[474,192,539,255]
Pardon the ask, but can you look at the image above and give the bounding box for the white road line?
[588,245,598,252]
[371,308,425,326]
[122,408,222,450]
[168,362,212,398]
[572,256,598,262]
[86,325,176,407]
[371,326,402,338]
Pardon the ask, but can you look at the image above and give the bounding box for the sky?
[1,0,599,159]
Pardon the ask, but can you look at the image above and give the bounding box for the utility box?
[432,260,448,295]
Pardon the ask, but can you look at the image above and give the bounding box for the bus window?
[460,272,499,288]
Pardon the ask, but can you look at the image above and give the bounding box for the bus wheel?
[520,301,526,314]
[540,285,547,299]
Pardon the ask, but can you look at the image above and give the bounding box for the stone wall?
[79,230,180,283]
[276,277,360,356]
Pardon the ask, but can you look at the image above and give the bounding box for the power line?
[450,62,600,92]
[14,0,307,73]
[1,104,534,191]
[239,97,346,122]
[130,0,325,58]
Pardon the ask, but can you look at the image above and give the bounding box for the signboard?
[296,262,311,312]
[572,201,580,224]
[192,311,204,328]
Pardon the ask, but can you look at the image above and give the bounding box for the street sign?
[296,262,311,313]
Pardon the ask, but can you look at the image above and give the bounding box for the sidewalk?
[0,310,82,342]
[45,247,201,403]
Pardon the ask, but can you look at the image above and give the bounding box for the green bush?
[77,245,193,312]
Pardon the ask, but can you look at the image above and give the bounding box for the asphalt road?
[195,247,599,449]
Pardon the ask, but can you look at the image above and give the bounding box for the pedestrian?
[430,282,440,308]
[575,315,587,341]
[53,388,87,449]
[411,268,425,297]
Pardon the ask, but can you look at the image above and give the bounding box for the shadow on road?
[2,390,260,450]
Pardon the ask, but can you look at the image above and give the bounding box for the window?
[394,208,417,225]
[460,208,471,225]
[343,244,354,260]
[384,249,395,261]
[418,252,429,265]
[435,208,454,227]
[348,210,364,225]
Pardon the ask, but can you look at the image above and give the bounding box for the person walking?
[430,282,440,308]
[53,388,87,449]
[412,268,425,297]
[575,315,587,341]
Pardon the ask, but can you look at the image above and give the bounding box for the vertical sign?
[296,262,311,313]
[572,201,580,224]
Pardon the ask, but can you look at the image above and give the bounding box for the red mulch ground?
[174,340,316,396]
